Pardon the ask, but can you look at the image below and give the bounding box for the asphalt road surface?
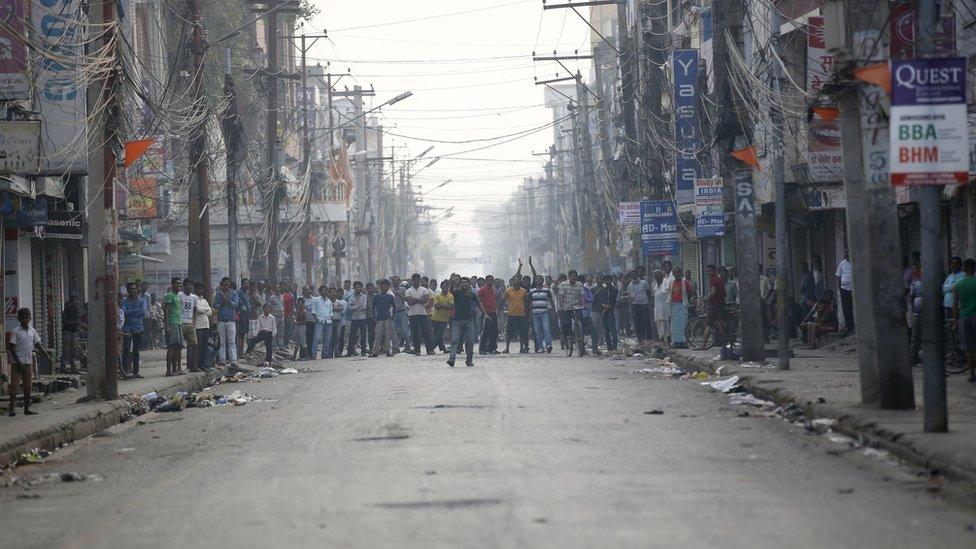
[2,351,975,548]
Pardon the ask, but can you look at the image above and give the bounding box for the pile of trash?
[631,357,685,377]
[118,388,271,419]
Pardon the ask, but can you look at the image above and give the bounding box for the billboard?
[0,0,27,99]
[127,178,159,219]
[31,0,88,174]
[694,178,724,238]
[618,201,641,226]
[640,200,678,257]
[673,50,700,205]
[890,58,969,185]
[0,121,40,173]
[806,16,842,182]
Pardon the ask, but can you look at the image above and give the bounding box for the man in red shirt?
[477,275,500,354]
[282,282,295,350]
[700,264,727,349]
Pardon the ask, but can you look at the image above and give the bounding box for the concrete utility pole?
[770,9,790,370]
[265,2,281,284]
[222,49,240,285]
[615,0,637,196]
[87,0,120,400]
[824,0,914,408]
[576,76,597,272]
[187,0,212,297]
[734,168,765,362]
[917,0,947,430]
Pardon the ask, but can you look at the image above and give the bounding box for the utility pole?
[824,0,914,408]
[771,10,790,369]
[615,0,637,196]
[301,34,312,287]
[917,0,947,430]
[576,76,597,273]
[87,0,120,400]
[222,49,240,285]
[264,1,281,284]
[187,0,212,296]
[352,86,366,282]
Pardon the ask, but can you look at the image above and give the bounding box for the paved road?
[2,352,974,548]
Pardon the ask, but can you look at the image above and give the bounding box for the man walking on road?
[448,277,482,367]
[529,275,555,353]
[836,250,854,334]
[503,275,529,353]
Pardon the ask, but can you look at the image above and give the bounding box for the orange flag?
[731,146,762,170]
[124,138,155,168]
[854,63,891,95]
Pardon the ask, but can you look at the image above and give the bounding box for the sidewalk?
[670,338,976,486]
[0,349,225,466]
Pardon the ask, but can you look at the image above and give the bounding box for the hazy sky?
[305,0,591,276]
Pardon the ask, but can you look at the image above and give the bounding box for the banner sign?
[673,50,700,205]
[0,0,28,99]
[694,178,725,238]
[618,201,641,226]
[890,57,969,185]
[16,198,47,228]
[889,0,957,59]
[127,178,159,219]
[806,16,842,182]
[0,121,40,173]
[32,0,88,175]
[640,200,678,257]
[45,207,83,239]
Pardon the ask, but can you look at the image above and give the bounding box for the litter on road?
[701,376,740,393]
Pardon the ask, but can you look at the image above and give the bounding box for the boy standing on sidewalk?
[164,277,184,376]
[8,308,51,416]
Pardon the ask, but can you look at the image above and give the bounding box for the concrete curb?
[0,367,225,467]
[669,350,976,487]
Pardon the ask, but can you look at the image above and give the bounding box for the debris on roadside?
[681,371,709,380]
[15,449,49,466]
[729,393,775,408]
[644,409,664,415]
[701,376,740,393]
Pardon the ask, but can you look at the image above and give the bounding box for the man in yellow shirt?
[503,277,529,353]
[431,280,454,353]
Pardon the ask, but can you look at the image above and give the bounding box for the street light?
[419,179,452,198]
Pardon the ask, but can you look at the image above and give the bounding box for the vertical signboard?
[0,121,40,173]
[640,200,678,257]
[694,178,725,238]
[806,16,842,181]
[673,50,700,205]
[0,0,27,99]
[32,0,88,174]
[127,178,159,218]
[890,58,968,185]
[618,201,641,226]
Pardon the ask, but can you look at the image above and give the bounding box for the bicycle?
[560,310,585,357]
[944,318,968,375]
[687,304,739,350]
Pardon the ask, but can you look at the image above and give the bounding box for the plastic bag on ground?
[701,375,740,393]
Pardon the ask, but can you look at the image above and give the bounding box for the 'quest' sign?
[890,57,969,185]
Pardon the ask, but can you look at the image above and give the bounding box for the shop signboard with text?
[890,57,969,185]
[640,200,678,257]
[694,178,725,238]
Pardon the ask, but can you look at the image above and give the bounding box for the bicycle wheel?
[575,321,586,357]
[686,317,710,349]
[564,332,575,356]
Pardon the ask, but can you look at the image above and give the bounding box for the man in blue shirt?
[214,277,241,370]
[121,282,148,377]
[370,279,396,357]
[309,285,333,359]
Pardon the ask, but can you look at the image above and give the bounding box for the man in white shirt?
[308,285,333,359]
[8,308,51,416]
[245,303,277,364]
[835,250,854,333]
[179,278,200,372]
[330,288,347,358]
[193,282,214,371]
[405,273,435,355]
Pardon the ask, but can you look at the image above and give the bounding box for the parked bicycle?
[686,303,739,350]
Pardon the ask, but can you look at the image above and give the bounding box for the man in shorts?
[7,308,52,416]
[179,278,200,372]
[164,277,184,376]
[952,258,976,382]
